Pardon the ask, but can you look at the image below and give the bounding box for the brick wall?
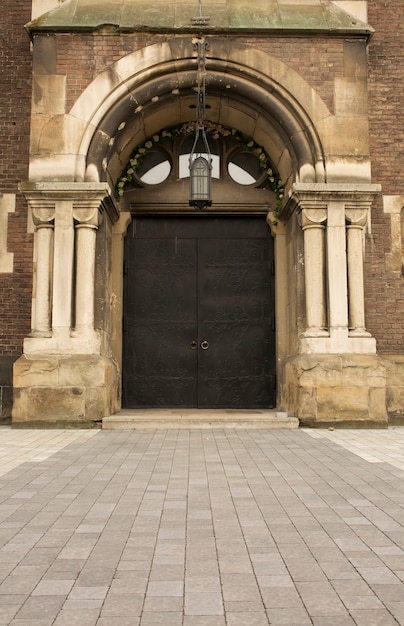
[0,0,33,357]
[366,0,404,353]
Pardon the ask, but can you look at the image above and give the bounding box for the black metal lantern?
[189,155,212,210]
[189,38,212,210]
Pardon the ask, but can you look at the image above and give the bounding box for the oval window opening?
[137,151,171,185]
[228,151,262,185]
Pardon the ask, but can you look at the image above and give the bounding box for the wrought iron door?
[123,217,276,408]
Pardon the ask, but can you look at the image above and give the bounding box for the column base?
[12,354,119,427]
[281,353,388,427]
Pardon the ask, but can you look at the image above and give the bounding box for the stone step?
[102,409,299,430]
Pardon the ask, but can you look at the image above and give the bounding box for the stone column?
[111,211,131,380]
[31,206,55,336]
[73,205,99,335]
[346,207,370,336]
[300,207,328,336]
[19,182,115,353]
[52,201,75,338]
[327,201,349,341]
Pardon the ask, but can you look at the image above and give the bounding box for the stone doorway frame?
[13,38,387,426]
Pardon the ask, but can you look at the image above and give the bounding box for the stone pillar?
[280,184,384,426]
[111,211,132,379]
[52,201,75,338]
[346,207,370,336]
[31,206,55,337]
[14,183,120,426]
[300,207,327,336]
[73,205,99,335]
[327,201,349,342]
[266,212,288,407]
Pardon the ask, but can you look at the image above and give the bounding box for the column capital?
[345,207,368,228]
[73,205,100,227]
[31,206,55,227]
[300,208,327,229]
[282,183,381,222]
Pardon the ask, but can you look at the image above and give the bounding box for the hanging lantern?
[189,38,212,210]
[189,155,212,210]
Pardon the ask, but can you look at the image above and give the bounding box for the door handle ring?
[200,340,209,350]
[190,341,198,350]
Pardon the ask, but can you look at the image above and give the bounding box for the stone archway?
[14,35,387,426]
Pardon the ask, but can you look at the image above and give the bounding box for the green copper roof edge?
[25,0,374,38]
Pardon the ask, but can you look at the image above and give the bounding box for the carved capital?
[73,203,100,227]
[300,208,327,230]
[345,208,368,228]
[31,205,55,228]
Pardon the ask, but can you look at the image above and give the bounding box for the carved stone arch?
[80,40,329,191]
[29,39,331,189]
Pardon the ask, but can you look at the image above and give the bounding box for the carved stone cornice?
[282,183,381,223]
[19,182,119,223]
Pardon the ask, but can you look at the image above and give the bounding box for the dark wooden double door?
[123,216,276,409]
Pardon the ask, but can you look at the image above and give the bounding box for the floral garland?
[115,122,284,210]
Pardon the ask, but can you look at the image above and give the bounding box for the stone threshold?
[102,409,299,430]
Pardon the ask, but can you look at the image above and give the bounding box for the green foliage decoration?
[115,122,284,212]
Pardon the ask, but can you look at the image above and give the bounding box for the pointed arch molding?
[30,39,337,186]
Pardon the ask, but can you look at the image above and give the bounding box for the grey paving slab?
[0,427,404,624]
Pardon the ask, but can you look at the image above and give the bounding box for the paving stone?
[348,608,400,625]
[93,618,138,626]
[14,596,65,621]
[312,617,356,625]
[100,593,144,617]
[183,617,226,626]
[147,580,183,597]
[142,595,183,612]
[0,604,19,623]
[184,592,224,615]
[226,612,269,625]
[52,609,100,625]
[140,612,182,625]
[31,579,74,596]
[224,600,266,612]
[266,606,312,624]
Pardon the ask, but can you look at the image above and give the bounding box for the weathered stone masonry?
[0,0,403,425]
